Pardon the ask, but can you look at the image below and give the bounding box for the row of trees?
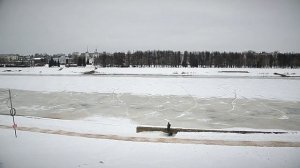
[48,58,60,67]
[2,51,299,68]
[90,51,300,68]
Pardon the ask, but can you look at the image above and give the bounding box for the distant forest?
[1,50,300,68]
[93,51,300,68]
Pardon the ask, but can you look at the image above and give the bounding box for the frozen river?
[0,75,300,130]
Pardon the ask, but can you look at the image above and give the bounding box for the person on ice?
[167,122,172,136]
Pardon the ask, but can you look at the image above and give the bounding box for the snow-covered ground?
[0,74,300,101]
[1,66,300,77]
[1,128,299,168]
[1,115,300,168]
[0,67,300,168]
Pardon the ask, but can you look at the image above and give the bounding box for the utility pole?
[9,89,17,138]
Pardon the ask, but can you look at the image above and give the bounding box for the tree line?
[48,57,60,67]
[91,51,300,68]
[1,51,299,68]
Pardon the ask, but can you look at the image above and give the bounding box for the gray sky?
[0,0,299,55]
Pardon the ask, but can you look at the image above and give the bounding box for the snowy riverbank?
[0,67,300,168]
[1,114,300,168]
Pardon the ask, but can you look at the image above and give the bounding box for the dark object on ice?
[83,70,95,74]
[3,69,12,72]
[274,73,289,77]
[273,72,300,77]
[167,122,171,131]
[136,126,287,135]
[167,122,172,136]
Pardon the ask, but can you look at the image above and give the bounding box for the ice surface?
[1,90,300,130]
[0,69,300,130]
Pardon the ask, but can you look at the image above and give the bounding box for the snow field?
[0,75,300,101]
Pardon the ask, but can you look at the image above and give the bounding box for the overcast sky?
[0,0,299,55]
